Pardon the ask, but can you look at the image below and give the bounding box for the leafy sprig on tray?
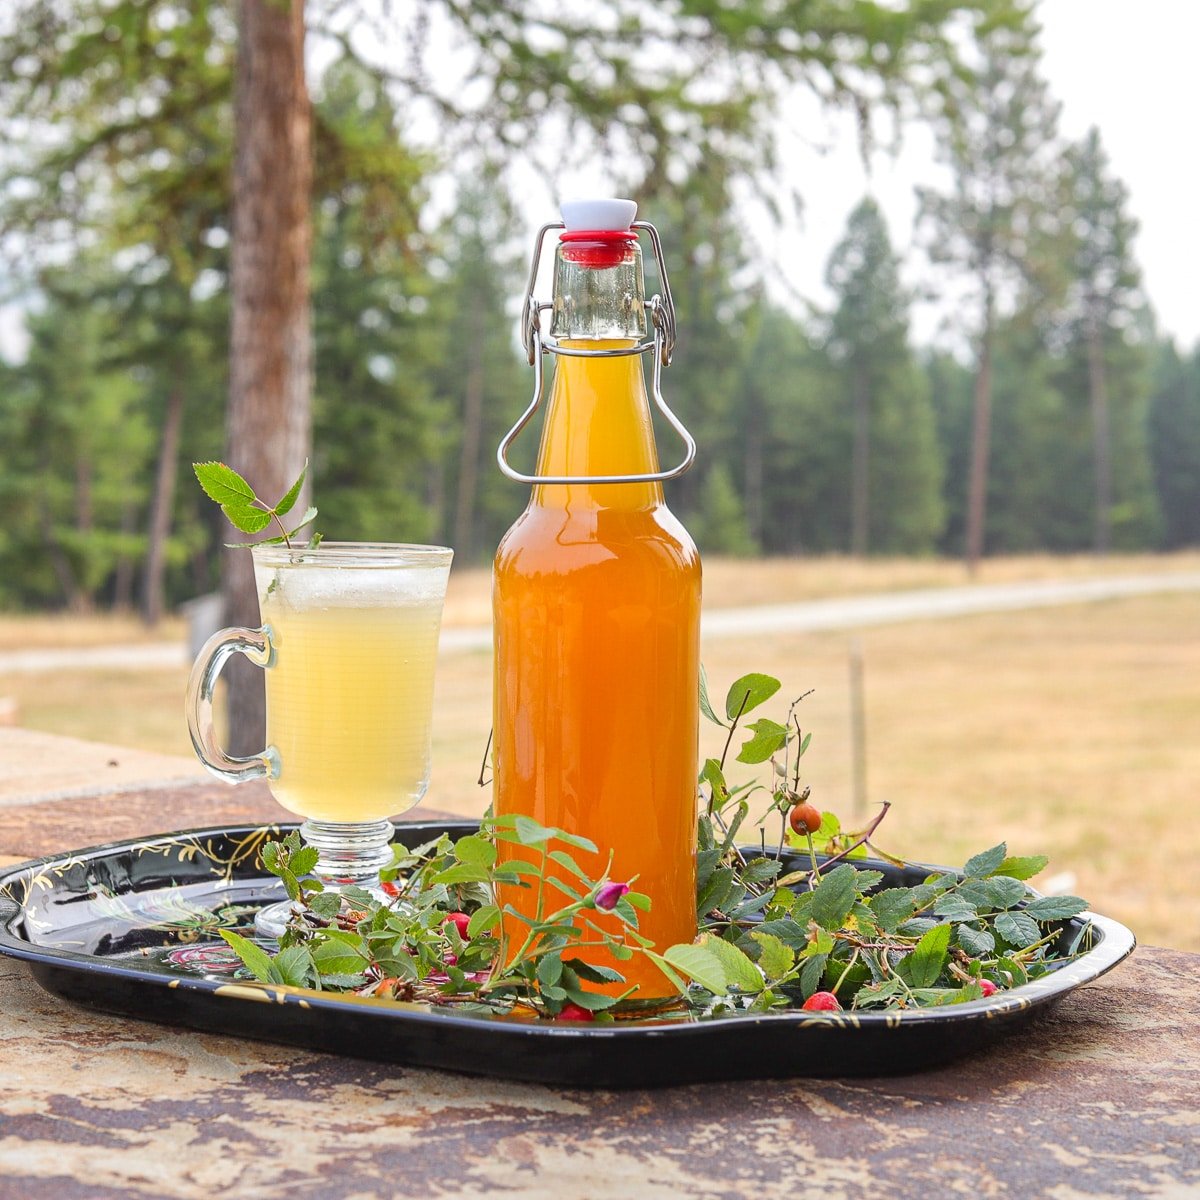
[220,670,1092,1018]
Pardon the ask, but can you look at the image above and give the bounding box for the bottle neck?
[532,237,661,510]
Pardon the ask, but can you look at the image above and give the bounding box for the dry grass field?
[2,553,1198,950]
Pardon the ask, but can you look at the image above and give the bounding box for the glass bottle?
[493,199,700,1001]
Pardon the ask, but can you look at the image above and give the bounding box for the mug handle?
[186,625,279,784]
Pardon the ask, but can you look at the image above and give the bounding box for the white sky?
[3,0,1197,360]
[515,0,1200,352]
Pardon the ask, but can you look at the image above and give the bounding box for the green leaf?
[194,462,254,508]
[983,876,1027,910]
[432,863,491,886]
[955,924,996,956]
[808,864,859,931]
[222,503,272,534]
[750,931,795,980]
[273,945,314,988]
[700,935,763,993]
[995,854,1049,881]
[454,835,497,868]
[219,929,275,984]
[662,943,728,994]
[964,843,1007,878]
[562,958,625,985]
[467,904,501,937]
[754,919,811,950]
[736,718,789,764]
[289,846,319,878]
[699,664,724,726]
[557,986,618,1012]
[697,866,738,919]
[799,952,828,998]
[699,758,726,798]
[275,460,307,517]
[1023,895,1089,921]
[536,952,562,989]
[933,894,978,921]
[995,910,1042,947]
[896,922,951,988]
[725,673,782,720]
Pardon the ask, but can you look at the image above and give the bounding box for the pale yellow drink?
[254,555,450,823]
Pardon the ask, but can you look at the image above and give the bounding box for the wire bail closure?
[498,220,696,486]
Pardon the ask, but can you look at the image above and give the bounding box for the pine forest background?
[1,0,1199,622]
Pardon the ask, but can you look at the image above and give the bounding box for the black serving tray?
[0,820,1135,1088]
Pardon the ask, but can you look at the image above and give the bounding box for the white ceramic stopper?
[560,197,637,232]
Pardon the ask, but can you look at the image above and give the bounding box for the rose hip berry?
[979,979,998,998]
[789,802,823,836]
[801,991,842,1012]
[557,1003,595,1022]
[443,912,471,939]
[380,880,401,898]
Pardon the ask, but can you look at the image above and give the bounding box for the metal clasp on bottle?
[497,220,697,486]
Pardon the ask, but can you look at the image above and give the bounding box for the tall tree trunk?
[224,0,313,756]
[965,291,995,576]
[141,382,185,625]
[1086,320,1113,554]
[743,377,764,547]
[73,456,94,614]
[850,363,870,557]
[112,501,138,611]
[452,290,486,561]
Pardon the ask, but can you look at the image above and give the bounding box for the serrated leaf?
[662,943,728,994]
[1023,895,1088,921]
[933,894,978,921]
[273,945,314,988]
[536,952,562,989]
[955,923,996,956]
[219,930,275,983]
[454,835,497,868]
[194,462,255,508]
[964,843,1007,878]
[995,854,1049,881]
[808,864,859,931]
[736,718,789,764]
[289,847,319,878]
[699,664,724,726]
[562,958,625,985]
[697,866,737,918]
[467,904,500,937]
[558,985,618,1011]
[753,919,811,950]
[275,460,307,516]
[751,931,795,980]
[896,922,951,988]
[983,876,1027,910]
[995,910,1042,947]
[725,673,782,720]
[700,935,763,993]
[308,892,342,921]
[222,503,272,534]
[799,952,828,998]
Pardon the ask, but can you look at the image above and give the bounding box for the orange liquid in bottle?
[493,340,700,1000]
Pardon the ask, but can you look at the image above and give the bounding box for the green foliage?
[193,461,317,546]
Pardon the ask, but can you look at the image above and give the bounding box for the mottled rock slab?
[0,948,1197,1199]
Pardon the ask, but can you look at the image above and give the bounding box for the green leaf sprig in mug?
[193,459,321,549]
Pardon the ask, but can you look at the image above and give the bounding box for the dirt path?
[4,571,1196,673]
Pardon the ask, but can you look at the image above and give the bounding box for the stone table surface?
[0,730,1197,1200]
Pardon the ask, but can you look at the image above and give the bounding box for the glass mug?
[187,542,453,935]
